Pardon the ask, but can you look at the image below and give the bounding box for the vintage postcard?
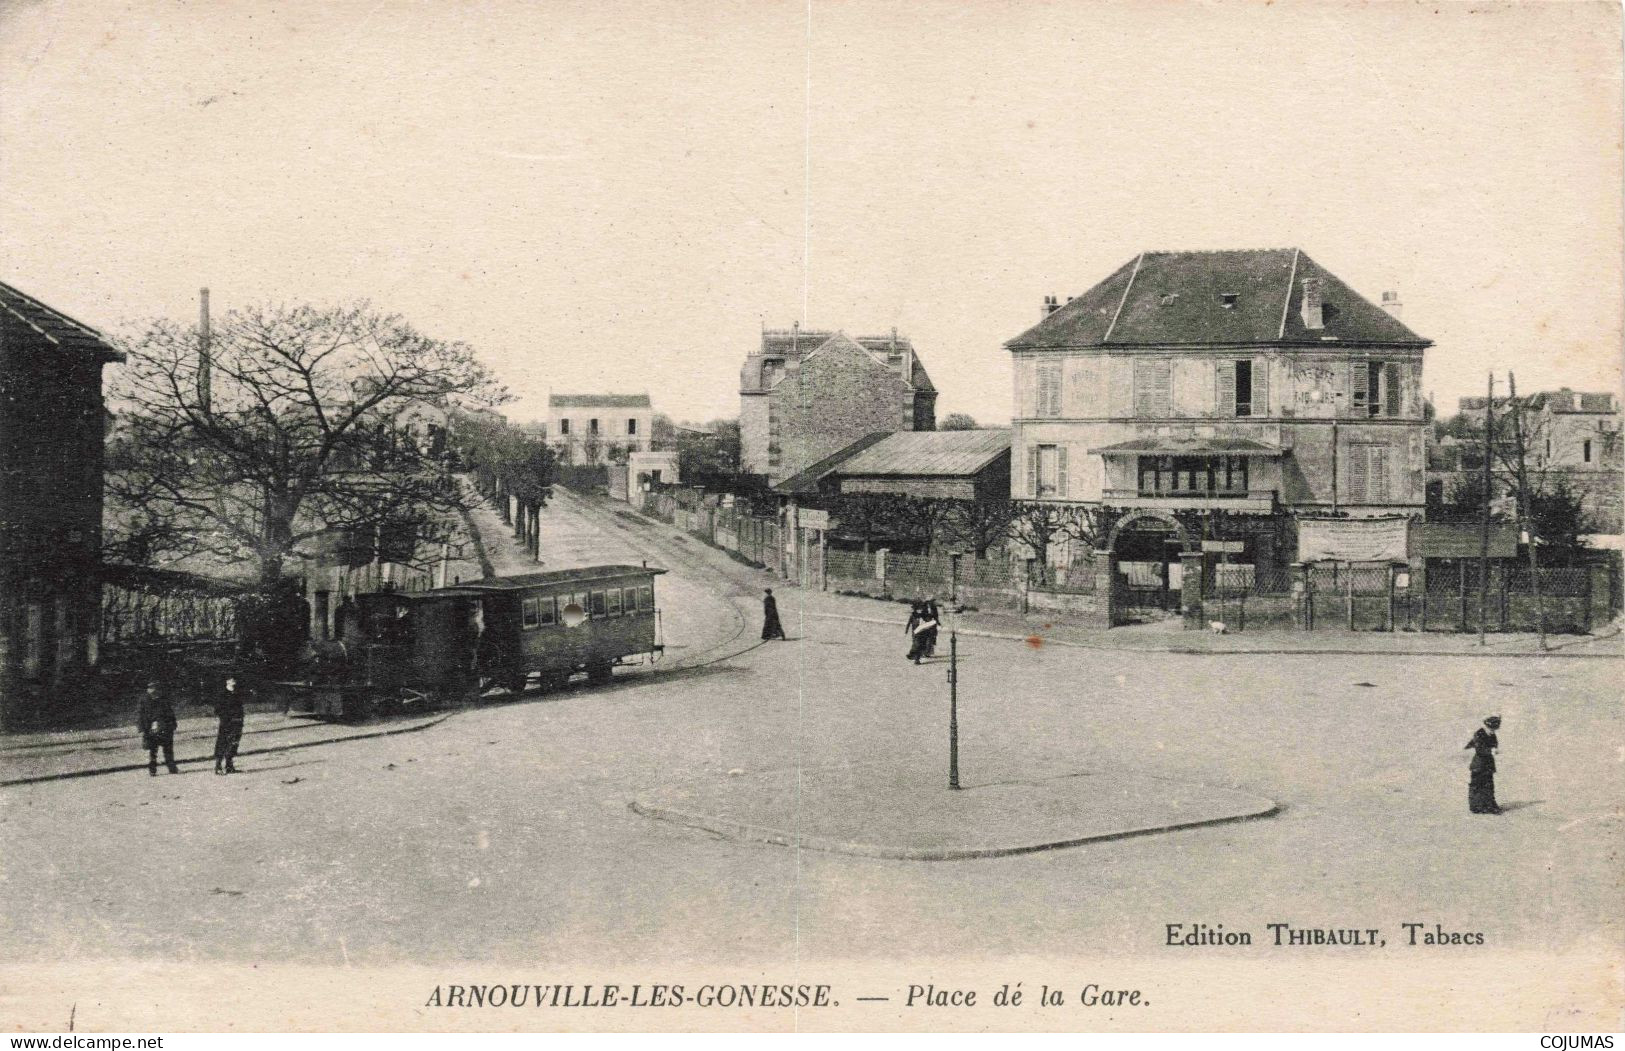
[1,0,1620,1035]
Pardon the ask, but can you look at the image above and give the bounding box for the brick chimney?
[1380,290,1402,320]
[1300,278,1324,330]
[1042,294,1060,319]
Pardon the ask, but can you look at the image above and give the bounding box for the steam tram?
[292,564,665,720]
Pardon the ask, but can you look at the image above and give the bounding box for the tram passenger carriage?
[291,564,665,720]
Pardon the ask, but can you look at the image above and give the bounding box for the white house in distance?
[546,393,653,465]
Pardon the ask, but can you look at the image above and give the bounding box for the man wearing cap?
[137,680,180,776]
[1465,715,1503,815]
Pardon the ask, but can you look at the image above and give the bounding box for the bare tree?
[108,302,506,661]
[1006,501,1106,581]
[940,499,1016,558]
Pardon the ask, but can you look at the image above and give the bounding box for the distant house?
[1006,248,1431,591]
[0,282,124,729]
[547,393,653,465]
[1446,387,1622,534]
[740,325,937,485]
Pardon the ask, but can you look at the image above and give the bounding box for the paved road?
[2,492,1618,1026]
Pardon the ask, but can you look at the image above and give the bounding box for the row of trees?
[827,492,1106,566]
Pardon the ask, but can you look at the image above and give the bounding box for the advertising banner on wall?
[1297,517,1410,562]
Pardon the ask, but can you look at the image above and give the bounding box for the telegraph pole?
[947,627,960,791]
[1477,372,1494,645]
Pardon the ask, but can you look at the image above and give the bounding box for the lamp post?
[947,552,963,791]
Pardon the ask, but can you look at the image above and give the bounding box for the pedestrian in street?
[761,588,787,641]
[137,680,180,777]
[923,597,942,657]
[905,601,936,664]
[1466,715,1503,815]
[212,676,246,775]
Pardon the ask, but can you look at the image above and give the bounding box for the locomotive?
[291,564,665,720]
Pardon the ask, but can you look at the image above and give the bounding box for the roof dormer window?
[1220,293,1239,309]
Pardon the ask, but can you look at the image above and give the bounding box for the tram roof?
[428,564,667,596]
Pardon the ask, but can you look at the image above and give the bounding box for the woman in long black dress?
[1466,715,1502,815]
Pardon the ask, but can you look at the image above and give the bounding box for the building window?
[627,418,637,436]
[1351,361,1401,418]
[522,598,541,629]
[538,596,557,626]
[623,586,639,613]
[1134,360,1172,417]
[1136,455,1249,496]
[1220,293,1239,309]
[607,588,624,616]
[1029,444,1068,498]
[589,418,599,435]
[1036,362,1062,417]
[637,585,654,611]
[559,419,570,435]
[1583,439,1593,464]
[762,359,782,386]
[589,590,607,617]
[1217,360,1258,417]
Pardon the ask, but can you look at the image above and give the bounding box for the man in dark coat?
[906,601,937,664]
[923,598,942,657]
[212,676,246,775]
[761,588,787,641]
[1466,715,1502,814]
[137,681,180,776]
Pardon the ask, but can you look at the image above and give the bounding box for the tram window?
[623,586,638,612]
[538,596,557,625]
[521,598,541,629]
[607,588,624,616]
[589,591,607,617]
[638,585,653,611]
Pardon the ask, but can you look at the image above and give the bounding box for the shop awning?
[1089,436,1283,457]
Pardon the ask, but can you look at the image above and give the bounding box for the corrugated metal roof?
[837,429,1012,477]
[1090,436,1282,456]
[431,565,665,593]
[772,432,892,495]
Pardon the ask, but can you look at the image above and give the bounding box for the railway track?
[548,487,766,673]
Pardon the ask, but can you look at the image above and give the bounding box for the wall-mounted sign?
[1202,540,1245,553]
[798,509,830,530]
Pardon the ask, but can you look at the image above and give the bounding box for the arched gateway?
[1105,509,1194,624]
[1105,509,1195,553]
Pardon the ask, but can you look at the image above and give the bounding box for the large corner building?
[1006,248,1431,580]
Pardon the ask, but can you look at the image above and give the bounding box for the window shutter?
[1135,360,1171,417]
[1347,446,1369,503]
[1252,358,1269,416]
[1056,446,1069,498]
[1369,446,1391,501]
[1037,363,1062,417]
[1383,362,1401,417]
[1215,361,1237,416]
[1026,444,1038,498]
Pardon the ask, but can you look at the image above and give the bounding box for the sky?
[2,0,1620,426]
